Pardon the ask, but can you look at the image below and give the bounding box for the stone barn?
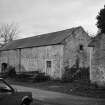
[0,26,91,79]
[89,34,105,86]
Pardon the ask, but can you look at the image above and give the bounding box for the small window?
[79,45,83,50]
[46,61,51,68]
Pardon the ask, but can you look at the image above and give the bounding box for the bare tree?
[0,23,19,44]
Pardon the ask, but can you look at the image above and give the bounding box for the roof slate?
[0,26,83,51]
[88,34,103,47]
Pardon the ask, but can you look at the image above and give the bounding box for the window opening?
[79,45,83,50]
[46,61,51,68]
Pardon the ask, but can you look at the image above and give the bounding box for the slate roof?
[88,34,103,47]
[0,26,84,51]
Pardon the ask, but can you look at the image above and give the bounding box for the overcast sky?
[0,0,104,38]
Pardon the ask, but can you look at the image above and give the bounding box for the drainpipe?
[89,47,93,81]
[19,49,21,72]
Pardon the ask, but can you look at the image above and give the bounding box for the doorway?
[46,60,52,75]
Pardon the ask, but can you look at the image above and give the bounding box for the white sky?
[0,0,104,38]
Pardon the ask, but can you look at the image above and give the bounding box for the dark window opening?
[79,45,83,50]
[1,63,8,73]
[46,61,51,68]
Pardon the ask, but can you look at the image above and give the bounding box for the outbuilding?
[0,26,91,79]
[89,34,105,86]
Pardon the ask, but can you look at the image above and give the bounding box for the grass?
[5,77,105,99]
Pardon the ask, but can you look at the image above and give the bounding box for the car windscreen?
[0,80,12,92]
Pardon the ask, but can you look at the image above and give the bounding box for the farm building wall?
[90,34,105,86]
[0,45,64,79]
[0,50,20,73]
[20,45,64,79]
[63,27,91,69]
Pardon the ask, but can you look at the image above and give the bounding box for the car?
[0,78,33,105]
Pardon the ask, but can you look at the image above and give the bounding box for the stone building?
[0,26,91,79]
[89,34,105,86]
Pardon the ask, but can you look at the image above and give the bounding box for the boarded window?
[46,61,51,68]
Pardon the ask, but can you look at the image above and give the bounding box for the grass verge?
[6,78,105,99]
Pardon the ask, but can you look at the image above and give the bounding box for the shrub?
[15,73,33,82]
[16,73,29,78]
[33,72,50,82]
[62,66,76,82]
[62,66,90,82]
[7,66,16,78]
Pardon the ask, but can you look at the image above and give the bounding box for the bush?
[15,71,50,82]
[7,66,16,78]
[33,72,50,82]
[62,66,76,82]
[62,66,90,82]
[15,73,33,82]
[16,73,30,78]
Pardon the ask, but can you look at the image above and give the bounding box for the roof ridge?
[0,26,83,51]
[12,26,82,42]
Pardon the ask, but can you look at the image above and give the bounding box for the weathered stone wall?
[20,45,64,79]
[0,51,8,72]
[0,50,20,72]
[91,34,105,86]
[63,27,91,69]
[0,45,64,79]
